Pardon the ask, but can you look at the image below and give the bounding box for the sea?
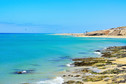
[0,33,126,84]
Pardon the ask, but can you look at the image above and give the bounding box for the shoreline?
[53,33,126,38]
[59,46,126,84]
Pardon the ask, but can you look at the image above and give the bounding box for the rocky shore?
[61,46,126,84]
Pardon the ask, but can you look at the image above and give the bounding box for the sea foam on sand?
[66,63,71,67]
[94,51,102,56]
[66,63,74,67]
[36,77,64,84]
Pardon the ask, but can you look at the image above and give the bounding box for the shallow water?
[0,33,126,84]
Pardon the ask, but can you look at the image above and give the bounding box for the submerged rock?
[95,50,101,52]
[63,80,84,84]
[49,56,72,62]
[75,81,84,84]
[63,80,75,84]
[59,56,71,59]
[13,69,35,74]
[72,57,108,66]
[78,52,87,54]
[30,64,40,66]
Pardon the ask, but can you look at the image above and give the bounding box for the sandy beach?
[54,33,126,38]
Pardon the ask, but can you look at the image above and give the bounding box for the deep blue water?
[0,34,126,84]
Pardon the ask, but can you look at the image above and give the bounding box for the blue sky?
[0,0,126,33]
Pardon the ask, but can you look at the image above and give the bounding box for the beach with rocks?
[58,46,126,84]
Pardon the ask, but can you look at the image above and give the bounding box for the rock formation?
[85,26,126,36]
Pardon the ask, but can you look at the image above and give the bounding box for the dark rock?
[75,81,84,84]
[74,75,80,77]
[63,80,75,84]
[117,64,126,67]
[95,50,101,52]
[121,46,126,49]
[100,68,126,74]
[71,75,73,77]
[49,56,71,62]
[85,33,105,36]
[13,70,35,74]
[63,75,66,77]
[59,56,71,60]
[73,57,108,66]
[68,75,71,76]
[101,52,112,58]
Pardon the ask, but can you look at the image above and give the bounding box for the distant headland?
[55,26,126,38]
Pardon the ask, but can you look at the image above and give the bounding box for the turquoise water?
[0,34,126,84]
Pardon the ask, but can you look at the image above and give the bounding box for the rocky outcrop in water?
[13,69,35,74]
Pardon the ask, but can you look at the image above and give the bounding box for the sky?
[0,0,126,33]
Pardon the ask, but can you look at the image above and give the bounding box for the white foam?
[66,63,74,67]
[22,70,27,73]
[85,73,92,76]
[94,52,102,56]
[36,77,64,84]
[66,63,71,67]
[89,67,102,73]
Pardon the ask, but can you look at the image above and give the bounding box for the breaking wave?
[36,77,64,84]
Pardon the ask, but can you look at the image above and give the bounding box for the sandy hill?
[85,26,126,36]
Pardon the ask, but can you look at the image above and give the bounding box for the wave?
[94,51,103,56]
[36,77,64,84]
[89,67,102,73]
[66,63,74,67]
[94,52,101,55]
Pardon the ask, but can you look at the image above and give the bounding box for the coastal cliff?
[85,26,126,36]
